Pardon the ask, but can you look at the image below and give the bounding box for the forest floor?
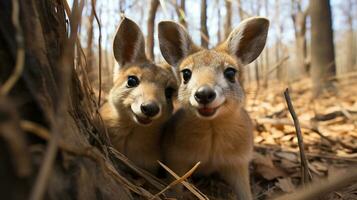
[98,77,357,200]
[242,78,357,200]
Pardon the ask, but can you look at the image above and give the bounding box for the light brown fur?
[100,18,177,174]
[159,17,269,199]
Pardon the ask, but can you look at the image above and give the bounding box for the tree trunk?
[263,0,269,88]
[200,0,209,48]
[224,0,232,39]
[0,1,159,199]
[346,0,356,72]
[291,0,309,76]
[175,0,187,28]
[310,0,336,96]
[217,0,222,43]
[147,0,159,61]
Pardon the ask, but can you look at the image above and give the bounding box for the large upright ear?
[158,21,199,67]
[113,18,147,66]
[224,17,269,65]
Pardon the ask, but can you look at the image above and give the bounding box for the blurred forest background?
[1,0,357,199]
[76,0,357,98]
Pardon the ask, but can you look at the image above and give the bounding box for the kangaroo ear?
[113,18,147,66]
[224,17,269,65]
[158,21,199,67]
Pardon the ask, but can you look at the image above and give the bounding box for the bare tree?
[147,0,160,61]
[200,0,209,48]
[291,0,309,75]
[224,0,232,39]
[310,0,336,96]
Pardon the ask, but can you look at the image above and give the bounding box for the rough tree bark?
[147,0,159,61]
[310,0,336,96]
[0,1,153,199]
[200,0,209,48]
[224,0,232,39]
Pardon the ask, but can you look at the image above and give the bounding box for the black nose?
[194,86,216,104]
[141,101,160,117]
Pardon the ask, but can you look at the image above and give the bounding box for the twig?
[284,88,312,185]
[21,120,155,198]
[0,0,25,96]
[150,162,201,200]
[274,168,357,200]
[158,161,209,200]
[108,147,166,191]
[91,0,103,106]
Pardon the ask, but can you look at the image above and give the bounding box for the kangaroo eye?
[224,68,237,83]
[181,69,192,84]
[126,76,140,88]
[165,87,175,100]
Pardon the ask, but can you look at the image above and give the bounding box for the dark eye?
[224,68,237,83]
[126,76,140,88]
[165,87,175,100]
[181,69,192,84]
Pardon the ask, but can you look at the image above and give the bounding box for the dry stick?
[21,120,155,198]
[284,88,312,186]
[150,162,201,200]
[158,161,209,200]
[0,0,25,96]
[91,0,103,106]
[29,1,84,200]
[108,147,166,191]
[274,168,357,200]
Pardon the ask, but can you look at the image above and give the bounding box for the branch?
[0,0,25,96]
[284,88,312,185]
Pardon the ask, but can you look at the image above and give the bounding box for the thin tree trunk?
[147,0,160,61]
[310,0,336,96]
[217,1,222,43]
[263,0,269,88]
[346,0,356,72]
[224,0,232,39]
[291,0,309,76]
[175,0,187,28]
[200,0,209,48]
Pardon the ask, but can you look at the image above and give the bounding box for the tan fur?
[100,18,177,174]
[159,17,269,199]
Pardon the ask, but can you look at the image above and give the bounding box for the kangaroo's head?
[158,17,269,119]
[110,18,177,126]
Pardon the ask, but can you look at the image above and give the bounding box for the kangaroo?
[158,17,269,199]
[100,18,177,174]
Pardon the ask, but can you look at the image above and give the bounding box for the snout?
[194,85,216,105]
[141,101,160,117]
[190,85,226,119]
